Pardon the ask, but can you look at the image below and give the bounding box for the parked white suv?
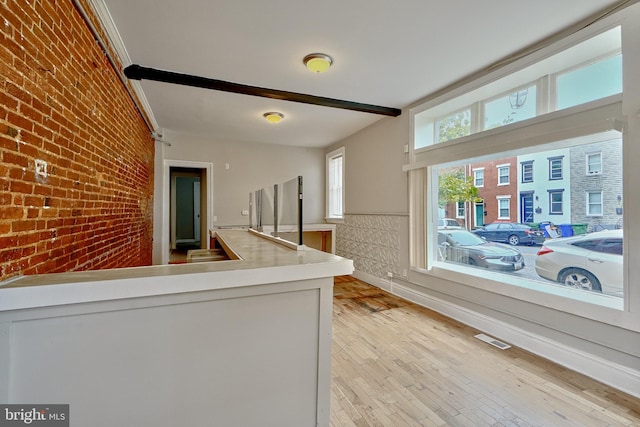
[438,218,462,229]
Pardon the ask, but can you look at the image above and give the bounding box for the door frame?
[163,160,213,265]
[520,191,534,223]
[171,173,201,247]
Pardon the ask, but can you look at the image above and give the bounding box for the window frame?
[325,147,345,221]
[586,190,604,217]
[586,151,603,175]
[548,156,564,180]
[473,168,484,187]
[456,201,465,219]
[496,196,511,220]
[521,161,534,183]
[497,164,510,185]
[548,189,564,215]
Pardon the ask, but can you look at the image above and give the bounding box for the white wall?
[153,131,326,261]
[328,115,409,215]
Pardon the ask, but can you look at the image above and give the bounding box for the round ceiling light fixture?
[263,112,284,123]
[303,53,333,73]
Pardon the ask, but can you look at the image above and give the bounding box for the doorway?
[170,168,206,262]
[520,192,534,223]
[171,171,202,248]
[163,161,212,264]
[474,200,485,228]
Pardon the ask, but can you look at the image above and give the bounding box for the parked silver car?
[438,230,525,272]
[438,218,463,229]
[534,230,622,295]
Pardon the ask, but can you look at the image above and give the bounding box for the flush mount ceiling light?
[303,53,333,73]
[263,112,284,123]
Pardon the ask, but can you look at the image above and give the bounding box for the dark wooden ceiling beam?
[124,64,402,117]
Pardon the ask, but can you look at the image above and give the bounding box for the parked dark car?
[472,222,545,246]
[438,230,525,272]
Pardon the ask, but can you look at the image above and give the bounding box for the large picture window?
[430,133,623,302]
[409,23,629,314]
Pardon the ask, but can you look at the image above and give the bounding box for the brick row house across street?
[442,136,623,234]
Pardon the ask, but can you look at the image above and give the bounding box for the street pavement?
[513,244,549,282]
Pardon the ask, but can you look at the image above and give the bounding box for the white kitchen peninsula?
[0,229,353,427]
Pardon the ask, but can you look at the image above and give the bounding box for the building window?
[497,197,511,219]
[473,168,484,187]
[549,190,564,214]
[586,152,603,175]
[521,161,534,183]
[456,201,465,218]
[587,191,603,216]
[548,156,563,180]
[326,147,344,219]
[497,165,510,185]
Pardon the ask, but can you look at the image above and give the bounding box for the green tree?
[438,169,480,230]
[437,111,470,143]
[438,169,479,207]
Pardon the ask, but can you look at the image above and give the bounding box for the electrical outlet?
[241,210,249,216]
[387,271,393,278]
[35,159,47,178]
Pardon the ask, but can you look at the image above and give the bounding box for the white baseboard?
[351,270,640,399]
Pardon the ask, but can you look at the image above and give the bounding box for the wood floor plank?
[330,276,640,427]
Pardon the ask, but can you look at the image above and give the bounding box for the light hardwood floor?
[330,276,640,427]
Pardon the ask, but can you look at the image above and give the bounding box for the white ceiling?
[95,0,621,148]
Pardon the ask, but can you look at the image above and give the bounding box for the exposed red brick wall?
[0,0,154,280]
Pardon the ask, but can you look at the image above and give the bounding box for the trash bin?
[572,223,588,235]
[558,224,573,237]
[539,221,552,237]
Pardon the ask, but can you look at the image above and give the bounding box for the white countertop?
[0,230,353,311]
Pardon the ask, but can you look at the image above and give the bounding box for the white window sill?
[324,217,344,224]
[413,262,628,327]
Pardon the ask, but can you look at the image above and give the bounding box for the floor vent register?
[474,333,512,350]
